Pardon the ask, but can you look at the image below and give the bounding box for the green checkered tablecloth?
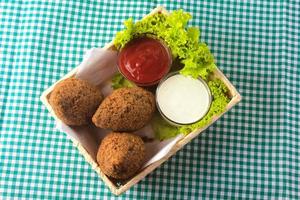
[1,0,299,199]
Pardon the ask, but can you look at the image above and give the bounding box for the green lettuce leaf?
[151,113,179,140]
[114,18,134,49]
[113,9,230,138]
[113,10,215,80]
[111,73,135,89]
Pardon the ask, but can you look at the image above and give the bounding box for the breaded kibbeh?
[97,132,145,179]
[49,78,103,125]
[92,87,155,131]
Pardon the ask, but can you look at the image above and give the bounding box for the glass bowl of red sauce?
[117,36,172,86]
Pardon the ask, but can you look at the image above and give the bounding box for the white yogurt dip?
[156,73,211,125]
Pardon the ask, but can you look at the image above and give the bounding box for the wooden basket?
[40,6,241,195]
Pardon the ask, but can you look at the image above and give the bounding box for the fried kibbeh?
[97,132,145,179]
[92,87,155,131]
[49,78,103,125]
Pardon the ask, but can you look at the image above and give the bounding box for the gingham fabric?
[1,0,299,199]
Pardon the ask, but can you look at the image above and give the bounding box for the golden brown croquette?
[97,132,145,179]
[49,78,103,125]
[92,87,155,131]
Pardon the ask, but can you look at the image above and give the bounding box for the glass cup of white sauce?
[156,72,212,126]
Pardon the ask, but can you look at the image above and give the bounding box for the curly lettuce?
[114,10,215,80]
[151,113,179,140]
[113,9,231,139]
[111,73,135,89]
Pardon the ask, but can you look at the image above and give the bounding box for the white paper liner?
[57,47,183,169]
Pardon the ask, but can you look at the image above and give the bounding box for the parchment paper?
[57,47,184,168]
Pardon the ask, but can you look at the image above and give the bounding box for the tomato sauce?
[118,37,171,86]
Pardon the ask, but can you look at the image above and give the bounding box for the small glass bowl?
[117,35,173,87]
[155,71,212,126]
